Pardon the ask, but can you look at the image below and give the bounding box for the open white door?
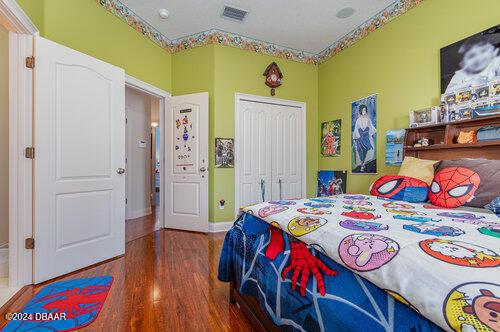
[165,93,208,232]
[34,36,125,283]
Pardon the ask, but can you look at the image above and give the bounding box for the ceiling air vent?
[221,5,248,23]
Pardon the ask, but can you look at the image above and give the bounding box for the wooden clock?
[263,62,283,96]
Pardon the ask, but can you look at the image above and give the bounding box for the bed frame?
[228,114,500,331]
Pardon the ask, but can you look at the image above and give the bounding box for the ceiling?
[120,0,397,54]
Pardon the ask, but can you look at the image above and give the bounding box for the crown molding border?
[96,0,424,65]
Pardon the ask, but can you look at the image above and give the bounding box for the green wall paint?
[318,0,500,194]
[18,0,171,91]
[173,45,318,222]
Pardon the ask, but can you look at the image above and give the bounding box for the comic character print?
[264,224,337,297]
[341,211,381,220]
[403,223,464,237]
[342,205,376,212]
[423,204,452,210]
[343,200,372,206]
[269,200,297,205]
[338,234,399,271]
[296,207,331,216]
[258,205,288,218]
[304,202,333,209]
[370,175,428,202]
[386,209,426,216]
[376,196,393,201]
[429,167,480,208]
[443,282,500,332]
[419,239,499,268]
[339,220,389,232]
[310,198,336,203]
[288,217,327,237]
[393,215,440,223]
[479,226,500,239]
[438,212,485,220]
[385,290,420,313]
[343,195,368,200]
[382,201,415,209]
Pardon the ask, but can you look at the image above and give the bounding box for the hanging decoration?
[263,62,283,96]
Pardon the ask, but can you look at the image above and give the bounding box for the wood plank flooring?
[0,216,255,331]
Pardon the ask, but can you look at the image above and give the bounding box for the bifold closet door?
[271,106,302,200]
[238,101,273,207]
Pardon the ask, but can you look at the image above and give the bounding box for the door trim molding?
[125,75,170,229]
[234,93,307,216]
[0,0,39,35]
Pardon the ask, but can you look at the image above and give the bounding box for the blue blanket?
[218,212,441,331]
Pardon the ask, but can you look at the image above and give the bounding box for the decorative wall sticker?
[96,0,424,65]
[173,108,197,173]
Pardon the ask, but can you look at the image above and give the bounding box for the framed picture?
[440,25,500,94]
[321,119,341,157]
[385,129,405,166]
[317,170,347,197]
[409,107,439,127]
[215,138,234,168]
[352,94,377,174]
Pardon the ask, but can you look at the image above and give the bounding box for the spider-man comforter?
[218,195,500,332]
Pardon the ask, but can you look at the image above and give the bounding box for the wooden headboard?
[404,114,500,160]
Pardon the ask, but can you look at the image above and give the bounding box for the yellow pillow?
[398,157,439,185]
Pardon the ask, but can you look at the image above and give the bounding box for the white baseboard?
[127,207,152,220]
[208,221,234,233]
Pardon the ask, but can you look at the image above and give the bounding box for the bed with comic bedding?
[218,195,500,332]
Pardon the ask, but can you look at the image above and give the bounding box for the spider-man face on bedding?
[370,175,428,202]
[429,167,480,208]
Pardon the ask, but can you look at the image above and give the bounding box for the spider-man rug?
[2,276,113,332]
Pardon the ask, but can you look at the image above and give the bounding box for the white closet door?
[238,101,273,207]
[271,105,302,200]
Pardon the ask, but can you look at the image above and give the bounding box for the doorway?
[124,87,162,241]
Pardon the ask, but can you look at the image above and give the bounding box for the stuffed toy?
[370,175,428,202]
[457,130,476,144]
[429,167,480,208]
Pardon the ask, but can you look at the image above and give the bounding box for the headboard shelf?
[404,114,500,160]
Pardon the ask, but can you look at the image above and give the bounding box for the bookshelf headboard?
[403,115,500,161]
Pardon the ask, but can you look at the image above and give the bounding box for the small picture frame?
[409,107,439,127]
[215,138,234,168]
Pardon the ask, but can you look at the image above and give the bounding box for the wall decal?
[321,119,341,157]
[96,0,423,65]
[352,94,377,174]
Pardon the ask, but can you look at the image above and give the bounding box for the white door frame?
[124,75,170,228]
[2,0,38,288]
[234,93,307,216]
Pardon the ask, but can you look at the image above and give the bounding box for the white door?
[165,93,209,232]
[271,106,303,200]
[238,100,273,207]
[34,36,125,283]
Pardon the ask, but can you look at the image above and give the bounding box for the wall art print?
[352,94,377,174]
[215,138,234,168]
[385,129,405,166]
[321,119,341,157]
[317,170,347,196]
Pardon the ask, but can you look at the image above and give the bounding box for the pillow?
[398,157,439,185]
[432,159,500,208]
[370,175,429,202]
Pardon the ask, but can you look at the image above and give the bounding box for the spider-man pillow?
[432,159,500,208]
[429,166,481,208]
[370,175,428,203]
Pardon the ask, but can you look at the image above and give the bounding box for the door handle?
[116,168,126,174]
[199,166,207,172]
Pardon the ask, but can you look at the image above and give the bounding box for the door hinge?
[25,238,35,250]
[25,56,35,69]
[25,147,35,159]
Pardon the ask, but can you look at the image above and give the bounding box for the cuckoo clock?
[263,62,283,96]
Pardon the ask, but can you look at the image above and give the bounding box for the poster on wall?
[351,94,377,174]
[385,129,406,166]
[440,24,500,93]
[317,170,347,197]
[321,119,341,157]
[215,138,234,168]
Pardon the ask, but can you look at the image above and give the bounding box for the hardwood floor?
[0,216,255,331]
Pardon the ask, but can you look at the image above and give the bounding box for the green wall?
[173,45,318,222]
[318,0,500,194]
[18,0,171,91]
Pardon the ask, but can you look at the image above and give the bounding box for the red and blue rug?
[2,276,113,332]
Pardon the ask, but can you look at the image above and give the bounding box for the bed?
[218,195,499,331]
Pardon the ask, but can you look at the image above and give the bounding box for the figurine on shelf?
[413,137,431,147]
